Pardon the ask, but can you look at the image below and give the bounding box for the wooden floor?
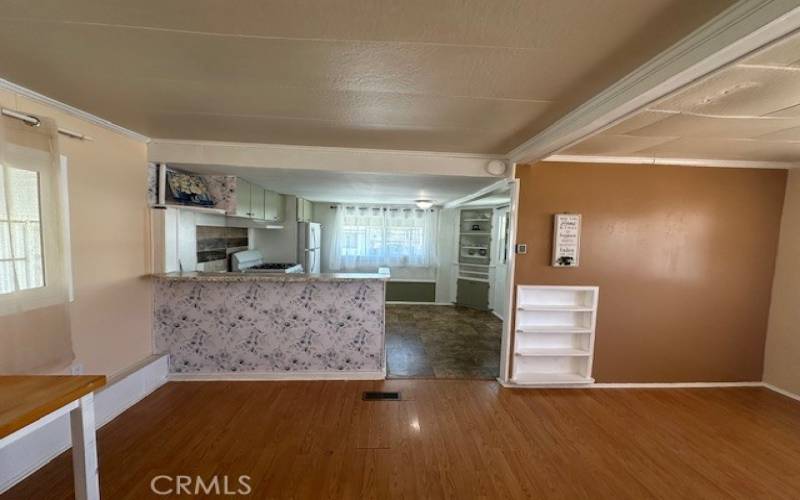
[5,381,800,499]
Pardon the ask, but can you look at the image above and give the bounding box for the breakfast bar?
[153,272,388,378]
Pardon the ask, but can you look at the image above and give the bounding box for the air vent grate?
[362,391,401,401]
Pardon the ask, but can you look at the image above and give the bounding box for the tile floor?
[385,304,503,379]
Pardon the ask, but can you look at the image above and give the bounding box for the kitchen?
[147,163,511,380]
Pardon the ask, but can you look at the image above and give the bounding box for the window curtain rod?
[329,205,435,212]
[1,107,94,141]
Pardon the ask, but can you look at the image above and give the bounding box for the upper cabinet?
[251,185,266,220]
[234,178,253,218]
[296,198,313,222]
[224,177,283,222]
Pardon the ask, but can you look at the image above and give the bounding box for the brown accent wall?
[514,163,786,383]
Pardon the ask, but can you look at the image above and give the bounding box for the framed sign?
[552,214,581,267]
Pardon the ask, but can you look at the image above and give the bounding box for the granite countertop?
[152,271,390,282]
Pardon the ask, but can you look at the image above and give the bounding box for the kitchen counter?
[152,271,390,282]
[152,270,387,378]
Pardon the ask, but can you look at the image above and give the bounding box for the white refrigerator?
[297,222,321,273]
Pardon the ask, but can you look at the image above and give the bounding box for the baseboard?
[591,381,763,389]
[386,301,454,306]
[0,354,169,494]
[496,378,764,389]
[763,383,800,402]
[491,309,504,321]
[168,369,386,381]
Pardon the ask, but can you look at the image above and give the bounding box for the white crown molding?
[0,78,149,143]
[508,1,800,164]
[149,138,503,177]
[544,154,797,169]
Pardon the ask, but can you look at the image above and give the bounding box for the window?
[0,165,45,294]
[330,206,438,271]
[0,113,71,317]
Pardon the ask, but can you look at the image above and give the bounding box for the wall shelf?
[515,348,591,357]
[511,372,595,386]
[511,285,599,387]
[517,304,594,312]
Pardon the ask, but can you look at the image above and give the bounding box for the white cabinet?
[251,185,266,220]
[296,198,313,222]
[265,191,284,222]
[511,285,598,386]
[234,178,253,218]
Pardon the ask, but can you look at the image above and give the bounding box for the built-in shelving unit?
[455,208,494,310]
[511,285,599,386]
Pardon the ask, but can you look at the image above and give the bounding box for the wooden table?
[0,375,106,500]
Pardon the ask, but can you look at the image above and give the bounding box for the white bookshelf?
[511,285,599,386]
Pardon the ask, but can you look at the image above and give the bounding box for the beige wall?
[764,169,800,394]
[514,163,786,383]
[0,89,152,377]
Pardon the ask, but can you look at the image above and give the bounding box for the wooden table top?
[0,375,106,438]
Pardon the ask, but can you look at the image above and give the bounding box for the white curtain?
[329,205,438,272]
[0,112,74,373]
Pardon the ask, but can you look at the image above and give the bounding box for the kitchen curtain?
[0,111,74,373]
[329,205,438,272]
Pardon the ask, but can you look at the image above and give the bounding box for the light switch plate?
[516,243,528,254]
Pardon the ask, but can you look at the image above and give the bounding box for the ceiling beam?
[443,178,513,209]
[508,0,800,164]
[544,154,797,169]
[149,139,503,177]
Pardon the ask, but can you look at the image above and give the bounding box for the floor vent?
[362,391,401,401]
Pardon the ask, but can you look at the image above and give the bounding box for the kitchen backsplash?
[196,226,248,271]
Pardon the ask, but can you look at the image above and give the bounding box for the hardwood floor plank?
[4,382,800,499]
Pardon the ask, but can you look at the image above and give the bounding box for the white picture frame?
[552,213,581,267]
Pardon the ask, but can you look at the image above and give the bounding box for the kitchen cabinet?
[296,198,313,222]
[251,185,266,220]
[234,178,253,218]
[264,191,285,222]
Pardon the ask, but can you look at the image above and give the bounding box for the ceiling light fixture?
[415,200,434,209]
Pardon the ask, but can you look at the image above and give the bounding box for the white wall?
[251,195,299,262]
[764,169,800,395]
[435,208,458,303]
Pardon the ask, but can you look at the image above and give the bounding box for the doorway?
[385,180,517,380]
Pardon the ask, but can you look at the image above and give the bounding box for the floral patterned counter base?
[153,274,387,378]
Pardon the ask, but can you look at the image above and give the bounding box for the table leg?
[70,393,100,500]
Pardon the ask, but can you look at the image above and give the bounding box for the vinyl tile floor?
[385,304,503,379]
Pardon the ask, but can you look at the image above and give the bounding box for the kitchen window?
[330,205,438,271]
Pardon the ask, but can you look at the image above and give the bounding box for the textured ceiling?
[0,0,731,153]
[559,30,800,163]
[180,164,496,204]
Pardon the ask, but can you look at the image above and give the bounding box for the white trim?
[508,2,800,163]
[386,301,453,306]
[444,179,512,208]
[591,381,763,389]
[497,379,763,389]
[763,383,800,402]
[544,154,796,169]
[168,370,385,381]
[498,177,519,384]
[148,138,500,178]
[0,78,149,143]
[0,354,168,494]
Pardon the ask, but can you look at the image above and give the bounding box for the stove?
[231,250,304,273]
